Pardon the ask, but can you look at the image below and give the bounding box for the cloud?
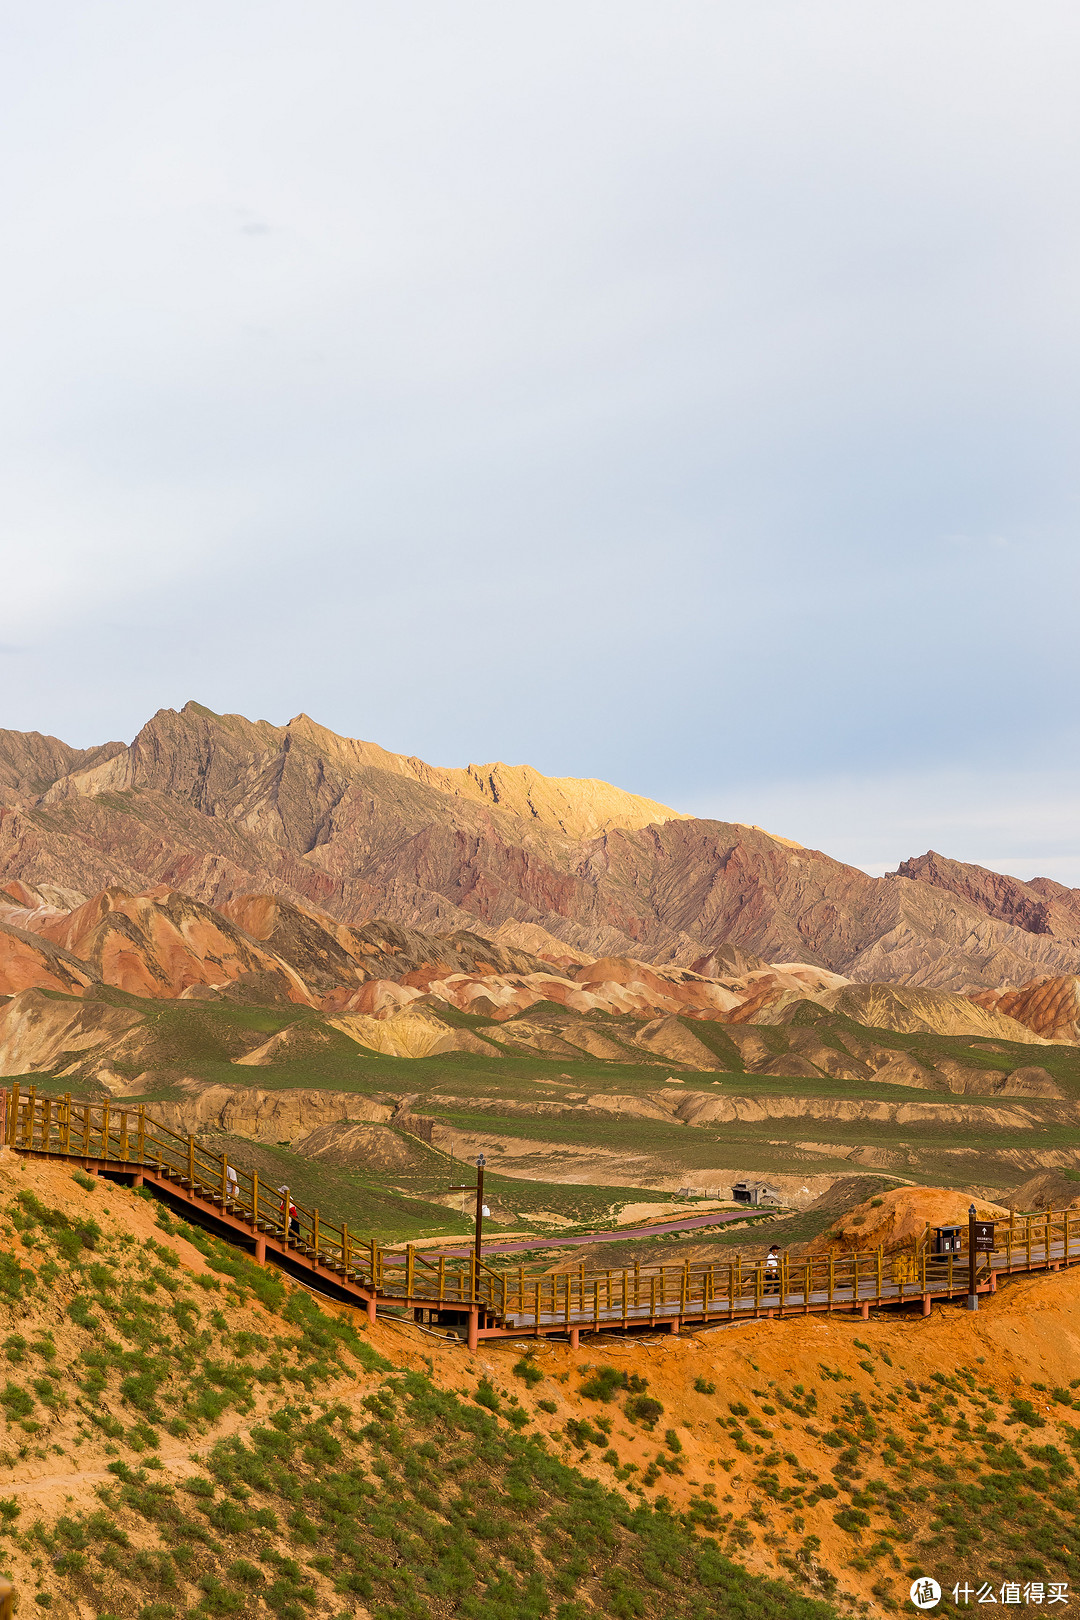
[692,762,1080,889]
[1,1,1078,880]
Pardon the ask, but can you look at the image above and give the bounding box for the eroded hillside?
[4,702,1080,986]
[3,976,1080,1247]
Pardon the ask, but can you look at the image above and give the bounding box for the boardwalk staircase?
[4,1084,1079,1349]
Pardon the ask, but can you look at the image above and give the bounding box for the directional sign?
[973,1221,995,1252]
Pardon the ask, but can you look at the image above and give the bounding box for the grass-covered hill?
[5,1152,1080,1619]
[0,1152,840,1620]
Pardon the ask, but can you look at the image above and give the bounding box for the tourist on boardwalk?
[764,1244,781,1296]
[278,1186,300,1240]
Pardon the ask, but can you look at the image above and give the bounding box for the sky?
[2,2,1080,880]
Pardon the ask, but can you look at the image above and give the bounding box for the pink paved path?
[389,1207,762,1262]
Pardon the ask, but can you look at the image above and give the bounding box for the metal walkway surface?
[5,1084,1078,1350]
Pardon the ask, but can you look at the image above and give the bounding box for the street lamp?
[450,1154,487,1263]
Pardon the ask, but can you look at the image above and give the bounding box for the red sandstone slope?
[2,702,1080,990]
[898,850,1080,943]
[0,876,1057,1047]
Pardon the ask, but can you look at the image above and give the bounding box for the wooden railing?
[3,1083,383,1292]
[4,1084,1079,1329]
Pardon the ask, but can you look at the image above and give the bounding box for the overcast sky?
[2,2,1079,879]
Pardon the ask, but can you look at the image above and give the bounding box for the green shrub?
[227,1560,263,1588]
[833,1506,871,1534]
[512,1357,543,1387]
[474,1378,500,1412]
[625,1395,664,1429]
[579,1365,628,1401]
[694,1377,716,1394]
[0,1382,34,1419]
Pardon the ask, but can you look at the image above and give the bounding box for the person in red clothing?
[278,1186,300,1240]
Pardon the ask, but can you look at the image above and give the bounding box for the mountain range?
[2,700,1080,995]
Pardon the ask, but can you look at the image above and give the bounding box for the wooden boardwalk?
[5,1084,1078,1349]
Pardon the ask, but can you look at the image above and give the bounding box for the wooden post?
[187,1132,194,1190]
[8,1082,19,1147]
[343,1221,351,1276]
[119,1110,129,1162]
[253,1171,260,1231]
[534,1277,541,1332]
[828,1253,834,1313]
[136,1105,145,1163]
[28,1085,37,1149]
[40,1096,52,1154]
[406,1244,414,1298]
[99,1098,108,1160]
[0,1575,13,1620]
[82,1096,90,1157]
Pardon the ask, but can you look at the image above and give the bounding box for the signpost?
[967,1206,995,1311]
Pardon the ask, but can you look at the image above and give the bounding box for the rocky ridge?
[4,702,1080,988]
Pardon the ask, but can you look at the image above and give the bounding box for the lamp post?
[474,1155,486,1263]
[450,1154,487,1263]
[967,1203,978,1312]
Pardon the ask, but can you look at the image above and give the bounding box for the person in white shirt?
[764,1245,781,1296]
